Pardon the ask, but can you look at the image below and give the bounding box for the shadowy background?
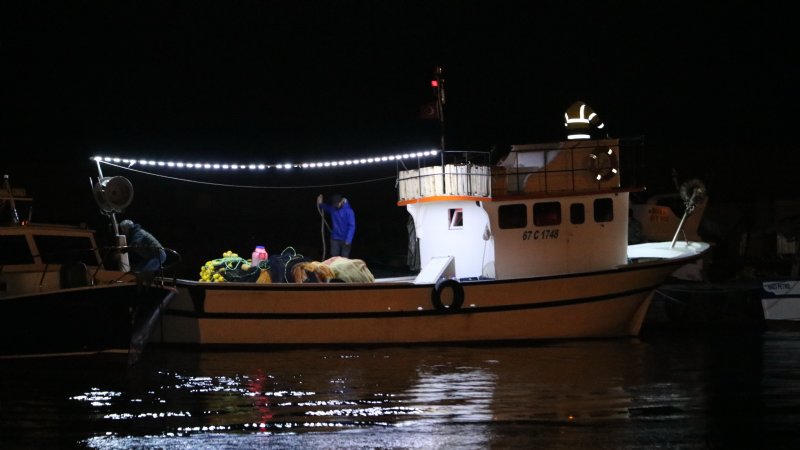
[3,1,796,278]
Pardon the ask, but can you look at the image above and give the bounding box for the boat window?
[0,235,34,264]
[570,203,585,224]
[593,198,614,223]
[33,235,99,266]
[498,204,527,229]
[448,208,463,229]
[533,202,561,227]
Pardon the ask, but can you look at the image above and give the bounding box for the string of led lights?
[91,149,438,170]
[91,149,440,189]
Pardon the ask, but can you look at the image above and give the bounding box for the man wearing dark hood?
[118,219,166,272]
[316,193,356,258]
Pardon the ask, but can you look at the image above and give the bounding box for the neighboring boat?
[0,176,177,363]
[630,177,708,244]
[646,281,765,330]
[761,279,800,326]
[94,135,710,347]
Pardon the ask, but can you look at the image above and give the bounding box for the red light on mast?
[431,80,439,87]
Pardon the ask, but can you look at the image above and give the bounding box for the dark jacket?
[126,223,163,264]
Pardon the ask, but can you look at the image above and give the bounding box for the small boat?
[94,131,710,347]
[630,177,708,244]
[761,279,800,326]
[0,176,177,363]
[647,281,765,330]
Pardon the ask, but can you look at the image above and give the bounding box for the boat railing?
[395,139,634,202]
[106,245,183,283]
[8,245,182,289]
[397,150,492,202]
[492,138,624,196]
[154,247,182,287]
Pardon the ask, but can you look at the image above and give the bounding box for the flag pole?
[434,66,446,151]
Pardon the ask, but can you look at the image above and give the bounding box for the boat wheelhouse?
[400,138,632,283]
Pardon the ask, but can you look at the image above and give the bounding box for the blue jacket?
[319,200,356,244]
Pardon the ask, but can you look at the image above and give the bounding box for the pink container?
[252,246,268,267]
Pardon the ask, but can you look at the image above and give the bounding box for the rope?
[319,205,327,260]
[98,161,396,190]
[275,246,308,283]
[317,201,334,260]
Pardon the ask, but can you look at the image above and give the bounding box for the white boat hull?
[761,298,800,321]
[762,280,800,322]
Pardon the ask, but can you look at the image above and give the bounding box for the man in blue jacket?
[317,193,356,258]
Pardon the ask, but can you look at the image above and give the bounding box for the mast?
[2,174,20,225]
[93,159,130,272]
[432,66,446,151]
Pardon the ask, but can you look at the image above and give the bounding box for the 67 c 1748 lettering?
[522,229,560,240]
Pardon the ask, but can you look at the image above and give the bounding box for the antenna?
[433,66,446,151]
[2,174,20,225]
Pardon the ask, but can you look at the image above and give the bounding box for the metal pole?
[671,190,698,248]
[93,159,130,271]
[434,66,445,151]
[2,174,20,225]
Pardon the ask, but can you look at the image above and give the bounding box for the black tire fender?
[431,279,464,311]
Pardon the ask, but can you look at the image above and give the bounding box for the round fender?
[588,147,619,181]
[431,279,464,311]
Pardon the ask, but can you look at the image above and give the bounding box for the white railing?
[398,164,490,201]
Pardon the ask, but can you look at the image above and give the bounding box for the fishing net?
[199,247,308,283]
[199,252,260,283]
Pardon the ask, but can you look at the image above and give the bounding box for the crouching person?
[119,219,167,273]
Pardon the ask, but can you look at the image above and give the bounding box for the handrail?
[397,150,493,202]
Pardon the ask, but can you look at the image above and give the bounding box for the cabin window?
[533,202,561,227]
[570,203,585,224]
[33,235,98,266]
[593,198,614,223]
[448,208,463,229]
[0,235,34,264]
[498,204,527,229]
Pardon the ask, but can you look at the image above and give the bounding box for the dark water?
[2,329,799,449]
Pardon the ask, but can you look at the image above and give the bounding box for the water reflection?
[86,340,670,448]
[3,332,799,449]
[405,365,496,423]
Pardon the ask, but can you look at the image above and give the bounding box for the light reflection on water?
[2,330,800,449]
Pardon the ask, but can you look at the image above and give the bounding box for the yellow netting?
[198,251,259,282]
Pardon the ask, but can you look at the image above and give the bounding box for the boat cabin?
[398,138,631,282]
[1,188,127,297]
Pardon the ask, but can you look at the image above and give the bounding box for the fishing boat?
[93,131,709,347]
[0,175,177,363]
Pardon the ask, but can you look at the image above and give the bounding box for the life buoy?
[588,147,619,181]
[431,279,464,311]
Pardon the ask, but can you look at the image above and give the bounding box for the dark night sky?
[2,1,797,272]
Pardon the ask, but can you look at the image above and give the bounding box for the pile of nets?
[198,250,262,283]
[198,248,308,283]
[197,248,375,284]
